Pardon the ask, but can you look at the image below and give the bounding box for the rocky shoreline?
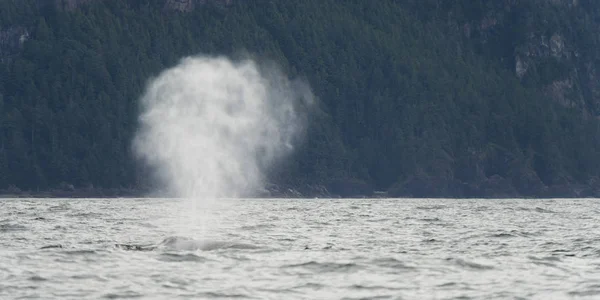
[2,177,600,199]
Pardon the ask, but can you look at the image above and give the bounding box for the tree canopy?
[1,0,600,197]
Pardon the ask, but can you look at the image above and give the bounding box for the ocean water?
[1,198,599,299]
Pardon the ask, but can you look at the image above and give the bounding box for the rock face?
[52,0,104,11]
[434,0,600,198]
[459,0,600,118]
[163,0,233,12]
[164,0,195,12]
[513,30,590,111]
[0,27,29,63]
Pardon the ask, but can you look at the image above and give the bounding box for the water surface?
[1,198,599,299]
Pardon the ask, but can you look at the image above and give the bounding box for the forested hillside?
[1,0,600,197]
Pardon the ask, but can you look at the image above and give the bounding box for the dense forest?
[1,0,600,197]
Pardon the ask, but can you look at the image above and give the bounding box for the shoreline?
[2,178,599,199]
[1,186,598,199]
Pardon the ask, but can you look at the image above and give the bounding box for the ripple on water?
[284,261,362,273]
[63,249,99,255]
[534,207,557,213]
[157,252,207,262]
[67,212,105,218]
[0,223,27,232]
[489,233,516,238]
[371,257,415,271]
[239,224,273,230]
[40,244,63,250]
[474,206,489,211]
[158,236,260,251]
[422,238,440,243]
[193,291,251,298]
[292,282,325,290]
[48,204,71,212]
[103,291,143,299]
[1,198,600,300]
[528,255,561,262]
[568,286,600,297]
[28,275,48,282]
[418,217,442,222]
[415,205,447,210]
[446,258,494,270]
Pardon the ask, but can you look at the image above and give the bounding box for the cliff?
[0,27,29,63]
[457,0,599,117]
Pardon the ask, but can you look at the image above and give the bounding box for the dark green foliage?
[1,0,600,196]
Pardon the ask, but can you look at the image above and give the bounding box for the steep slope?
[1,0,600,197]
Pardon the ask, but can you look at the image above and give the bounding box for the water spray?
[133,56,313,201]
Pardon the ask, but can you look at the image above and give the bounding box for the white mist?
[133,56,312,204]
